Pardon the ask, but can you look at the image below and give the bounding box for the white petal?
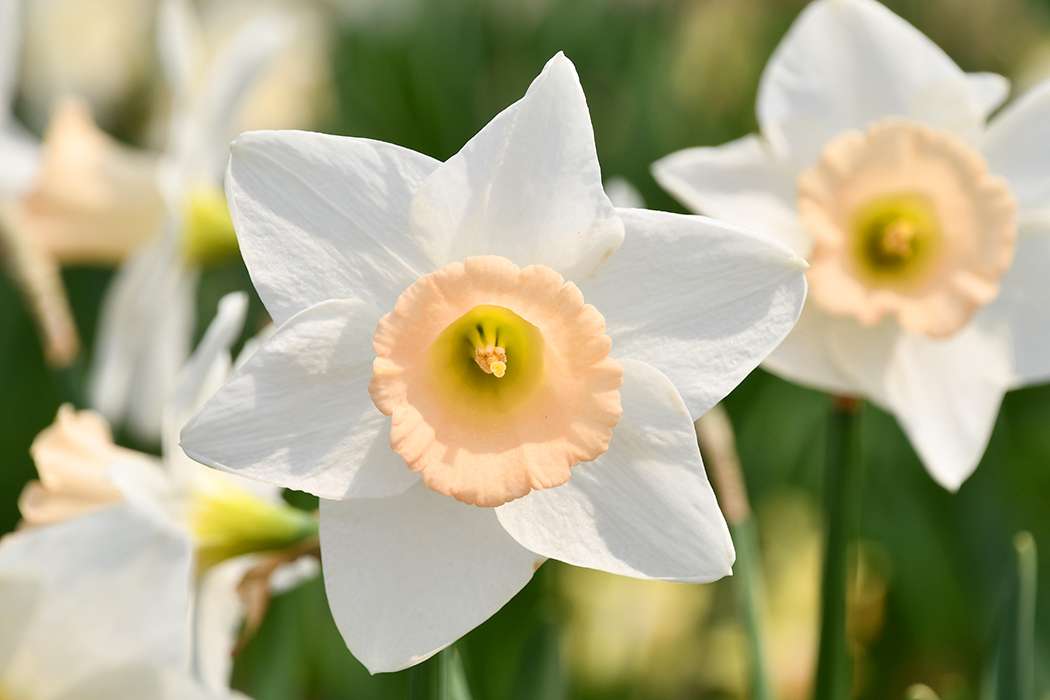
[763,304,867,397]
[978,233,1050,387]
[163,292,248,489]
[54,665,221,700]
[603,177,644,209]
[824,317,901,407]
[319,484,537,673]
[0,126,39,197]
[983,79,1050,219]
[226,130,440,325]
[172,14,290,184]
[181,298,419,500]
[90,233,197,442]
[157,0,201,108]
[0,505,193,696]
[496,360,734,581]
[579,207,807,418]
[652,134,811,255]
[968,72,1010,120]
[410,52,623,278]
[192,556,257,694]
[757,0,979,165]
[878,327,1011,490]
[0,574,41,675]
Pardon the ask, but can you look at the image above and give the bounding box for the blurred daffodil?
[19,293,317,694]
[179,53,808,673]
[0,0,77,367]
[0,504,233,700]
[655,0,1050,489]
[90,0,290,441]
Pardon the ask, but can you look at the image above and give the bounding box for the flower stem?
[409,645,473,700]
[813,397,861,700]
[697,406,774,700]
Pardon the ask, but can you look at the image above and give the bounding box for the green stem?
[696,406,774,700]
[731,517,775,700]
[813,398,861,700]
[1007,532,1038,700]
[409,646,473,700]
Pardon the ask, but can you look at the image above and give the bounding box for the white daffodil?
[654,0,1050,490]
[0,504,230,700]
[180,53,808,673]
[0,0,78,367]
[89,0,289,441]
[19,293,316,694]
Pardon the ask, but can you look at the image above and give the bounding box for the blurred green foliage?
[3,0,1050,698]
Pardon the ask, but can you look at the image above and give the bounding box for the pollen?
[474,345,507,377]
[878,220,916,259]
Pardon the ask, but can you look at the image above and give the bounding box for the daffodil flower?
[0,504,231,700]
[180,53,808,672]
[89,0,289,441]
[19,293,316,694]
[0,0,78,367]
[654,0,1050,490]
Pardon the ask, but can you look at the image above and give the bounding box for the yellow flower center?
[190,477,317,569]
[181,186,239,266]
[850,193,941,286]
[369,256,623,507]
[427,304,545,418]
[798,120,1016,338]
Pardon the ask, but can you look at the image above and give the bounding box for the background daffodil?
[655,0,1050,490]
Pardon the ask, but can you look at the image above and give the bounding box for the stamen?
[474,344,508,378]
[879,220,916,259]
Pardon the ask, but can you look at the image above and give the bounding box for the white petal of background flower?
[181,298,419,500]
[319,483,538,674]
[226,131,440,326]
[172,12,292,187]
[763,304,861,397]
[652,134,811,255]
[0,505,193,699]
[757,0,980,165]
[0,574,41,676]
[978,233,1050,388]
[164,291,248,490]
[90,231,197,442]
[579,207,807,419]
[877,328,1011,491]
[603,177,644,209]
[52,664,229,700]
[966,72,1010,121]
[983,79,1050,226]
[409,52,624,279]
[192,556,258,695]
[496,360,734,581]
[158,0,202,111]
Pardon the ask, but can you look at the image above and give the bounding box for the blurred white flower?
[654,0,1050,490]
[0,504,230,700]
[19,0,154,128]
[194,0,333,134]
[0,0,77,367]
[180,53,808,672]
[90,0,290,441]
[19,293,317,694]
